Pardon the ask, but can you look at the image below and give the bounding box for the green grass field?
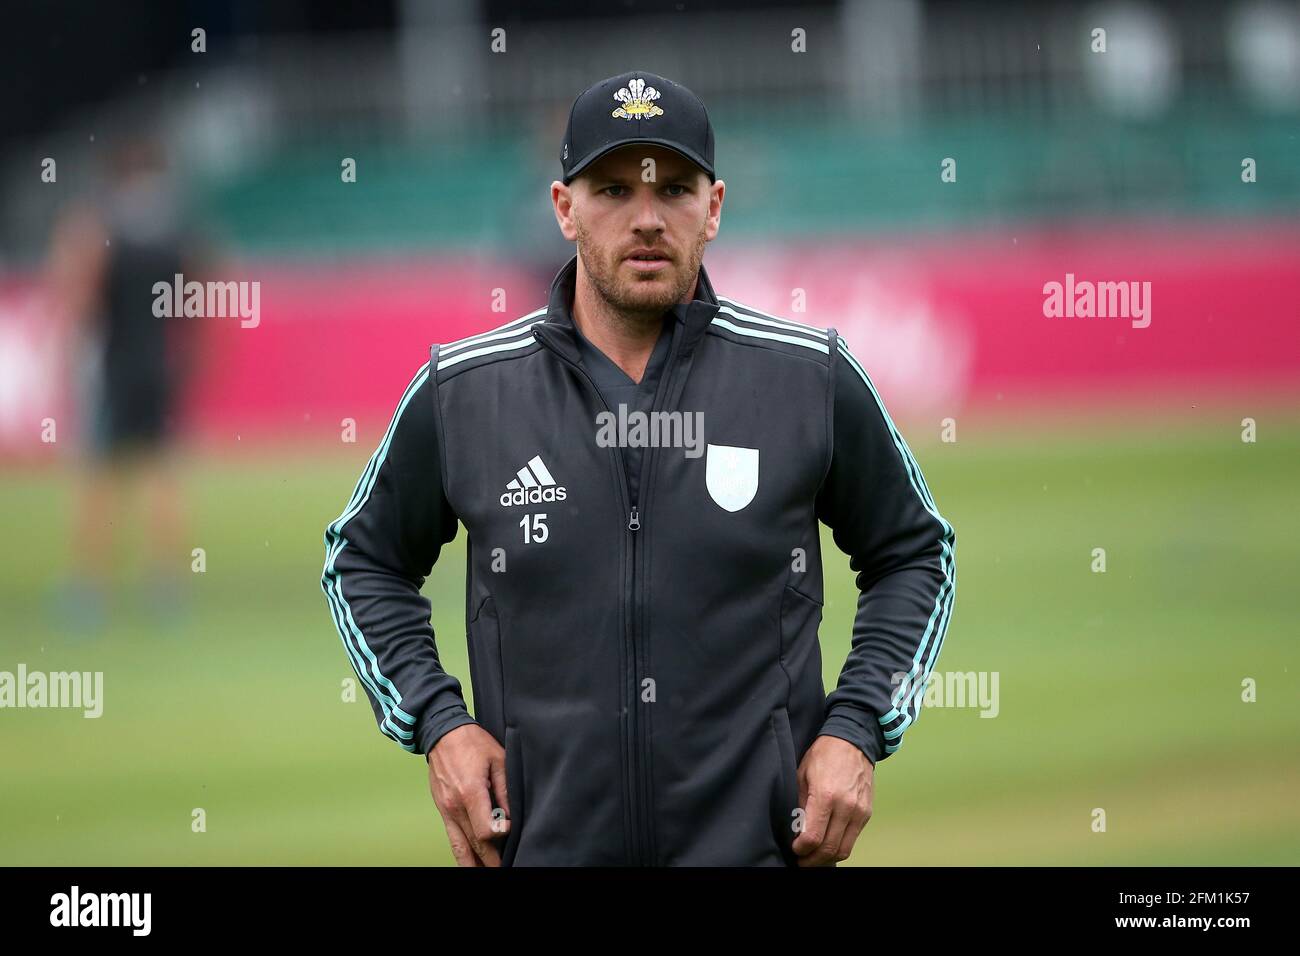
[2,412,1297,865]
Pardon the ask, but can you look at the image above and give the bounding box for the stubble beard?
[573,213,708,334]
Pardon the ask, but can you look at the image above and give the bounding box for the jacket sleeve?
[320,359,478,757]
[813,334,957,765]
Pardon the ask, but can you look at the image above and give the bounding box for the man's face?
[553,144,724,321]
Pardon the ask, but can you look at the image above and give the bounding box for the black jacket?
[321,254,956,866]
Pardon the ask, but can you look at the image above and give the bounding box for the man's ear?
[705,178,725,242]
[552,180,578,242]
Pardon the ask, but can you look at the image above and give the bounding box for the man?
[47,132,201,631]
[321,71,955,867]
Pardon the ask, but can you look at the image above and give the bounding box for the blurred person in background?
[511,102,581,293]
[44,131,206,633]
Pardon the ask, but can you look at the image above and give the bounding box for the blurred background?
[1,0,1297,865]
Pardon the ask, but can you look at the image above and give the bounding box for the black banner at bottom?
[0,866,1286,941]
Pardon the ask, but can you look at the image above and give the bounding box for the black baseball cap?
[560,70,716,186]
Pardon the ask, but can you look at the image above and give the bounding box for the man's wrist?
[818,706,885,766]
[418,706,479,760]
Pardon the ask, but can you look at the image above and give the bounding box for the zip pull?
[628,506,640,532]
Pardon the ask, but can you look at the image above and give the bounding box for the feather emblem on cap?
[611,78,664,120]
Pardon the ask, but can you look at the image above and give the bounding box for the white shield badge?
[705,443,759,512]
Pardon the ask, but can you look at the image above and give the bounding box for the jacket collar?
[540,252,719,355]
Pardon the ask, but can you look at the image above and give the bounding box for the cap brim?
[564,138,715,185]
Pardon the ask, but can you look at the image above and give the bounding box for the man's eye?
[665,184,687,196]
[604,185,628,197]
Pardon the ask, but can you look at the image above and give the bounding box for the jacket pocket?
[769,705,801,866]
[501,725,525,867]
[779,584,823,663]
[467,594,506,743]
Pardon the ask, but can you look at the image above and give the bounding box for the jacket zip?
[533,320,683,866]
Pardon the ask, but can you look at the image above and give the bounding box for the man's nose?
[629,185,666,233]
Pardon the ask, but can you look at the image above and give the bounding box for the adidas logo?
[499,455,568,507]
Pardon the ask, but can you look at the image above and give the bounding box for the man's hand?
[791,735,875,866]
[427,723,511,867]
